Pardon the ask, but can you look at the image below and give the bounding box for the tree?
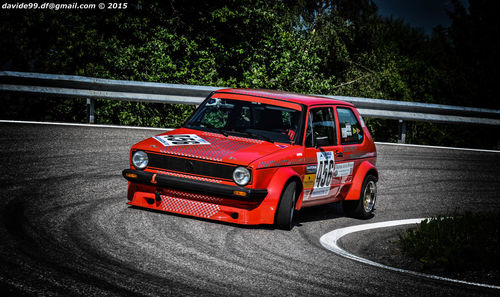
[1,0,497,148]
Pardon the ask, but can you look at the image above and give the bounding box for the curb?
[320,219,500,290]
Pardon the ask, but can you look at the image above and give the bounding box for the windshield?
[184,98,303,144]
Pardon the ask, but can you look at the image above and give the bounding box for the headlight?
[233,167,251,186]
[132,151,148,169]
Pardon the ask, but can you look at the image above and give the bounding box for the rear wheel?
[343,175,377,219]
[275,181,297,230]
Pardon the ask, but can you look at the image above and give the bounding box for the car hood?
[133,128,293,166]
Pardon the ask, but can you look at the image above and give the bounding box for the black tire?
[275,181,297,230]
[343,175,377,219]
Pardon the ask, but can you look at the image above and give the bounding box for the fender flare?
[345,161,378,201]
[264,167,302,213]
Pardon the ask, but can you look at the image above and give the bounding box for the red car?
[123,89,378,230]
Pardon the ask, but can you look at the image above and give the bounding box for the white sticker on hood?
[153,134,210,146]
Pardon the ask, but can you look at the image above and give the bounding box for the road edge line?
[0,119,171,131]
[375,141,500,153]
[2,120,499,153]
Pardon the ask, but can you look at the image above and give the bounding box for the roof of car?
[214,88,354,107]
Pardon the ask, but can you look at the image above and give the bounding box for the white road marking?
[0,120,170,131]
[320,218,500,290]
[1,120,499,153]
[375,141,500,153]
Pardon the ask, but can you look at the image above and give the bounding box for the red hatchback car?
[123,89,378,230]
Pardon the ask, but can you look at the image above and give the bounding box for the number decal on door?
[311,151,335,197]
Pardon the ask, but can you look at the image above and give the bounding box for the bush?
[398,213,500,272]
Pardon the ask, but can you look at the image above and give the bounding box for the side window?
[305,107,336,147]
[337,107,364,145]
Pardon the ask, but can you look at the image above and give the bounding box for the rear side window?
[337,107,364,145]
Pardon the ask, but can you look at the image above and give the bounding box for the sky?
[373,0,469,35]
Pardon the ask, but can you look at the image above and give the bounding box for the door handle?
[335,151,343,157]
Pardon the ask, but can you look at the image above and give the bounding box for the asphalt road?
[1,122,499,296]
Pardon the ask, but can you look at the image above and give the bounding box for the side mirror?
[315,136,329,147]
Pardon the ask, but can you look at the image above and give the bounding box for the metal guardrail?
[0,71,218,105]
[1,71,499,142]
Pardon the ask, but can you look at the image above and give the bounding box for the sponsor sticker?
[311,151,335,197]
[335,162,354,177]
[345,123,352,136]
[306,164,317,174]
[153,134,210,146]
[303,174,315,188]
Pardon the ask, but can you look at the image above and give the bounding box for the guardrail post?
[86,98,95,124]
[398,120,406,143]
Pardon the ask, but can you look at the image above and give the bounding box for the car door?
[302,106,343,202]
[333,106,366,197]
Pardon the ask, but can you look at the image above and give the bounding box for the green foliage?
[202,107,228,129]
[398,213,500,271]
[0,0,498,147]
[95,101,196,128]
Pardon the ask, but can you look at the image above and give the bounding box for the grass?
[398,212,500,272]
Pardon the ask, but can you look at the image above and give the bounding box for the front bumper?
[122,169,276,225]
[122,169,267,200]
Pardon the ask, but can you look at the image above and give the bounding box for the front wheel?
[275,181,297,230]
[343,175,377,219]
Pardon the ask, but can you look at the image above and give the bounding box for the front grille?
[147,152,235,180]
